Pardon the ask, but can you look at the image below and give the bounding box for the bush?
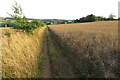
[0,23,5,27]
[11,19,45,34]
[31,19,45,27]
[8,1,46,34]
[5,22,14,27]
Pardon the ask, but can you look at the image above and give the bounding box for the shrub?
[8,1,46,34]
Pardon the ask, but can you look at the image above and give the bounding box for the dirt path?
[42,29,51,78]
[42,27,77,78]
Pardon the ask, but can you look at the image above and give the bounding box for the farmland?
[0,0,119,78]
[1,21,119,78]
[47,21,118,78]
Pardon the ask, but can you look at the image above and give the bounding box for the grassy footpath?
[40,27,77,78]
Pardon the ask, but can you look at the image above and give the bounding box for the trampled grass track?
[42,27,78,78]
[42,27,51,78]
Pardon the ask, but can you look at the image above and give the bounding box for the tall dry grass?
[49,21,118,78]
[2,27,46,78]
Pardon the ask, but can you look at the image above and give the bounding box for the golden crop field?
[49,21,118,78]
[1,21,119,78]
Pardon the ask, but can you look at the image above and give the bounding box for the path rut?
[42,27,77,78]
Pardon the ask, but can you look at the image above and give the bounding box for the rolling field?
[48,21,118,78]
[1,21,119,78]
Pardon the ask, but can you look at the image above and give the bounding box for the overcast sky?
[0,0,119,20]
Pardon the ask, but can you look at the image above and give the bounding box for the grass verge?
[2,27,46,78]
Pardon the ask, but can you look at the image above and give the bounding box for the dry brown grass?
[49,21,118,78]
[2,27,46,78]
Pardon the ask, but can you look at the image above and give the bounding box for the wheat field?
[49,21,118,78]
[1,21,119,78]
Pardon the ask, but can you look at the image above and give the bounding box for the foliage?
[86,14,96,22]
[8,1,45,34]
[4,20,14,27]
[0,23,5,27]
[42,19,69,25]
[74,14,117,23]
[74,14,97,23]
[108,13,116,20]
[32,19,45,27]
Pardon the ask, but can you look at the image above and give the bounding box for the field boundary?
[0,28,2,79]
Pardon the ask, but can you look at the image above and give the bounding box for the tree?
[86,14,96,22]
[8,1,28,30]
[74,19,80,23]
[108,13,116,20]
[8,0,45,34]
[79,17,87,22]
[8,1,25,20]
[96,16,104,21]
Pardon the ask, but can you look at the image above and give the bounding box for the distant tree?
[73,14,117,23]
[108,13,116,20]
[79,17,87,22]
[96,16,104,21]
[86,14,96,22]
[32,19,45,27]
[74,19,80,23]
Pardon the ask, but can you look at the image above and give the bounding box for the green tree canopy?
[7,0,45,34]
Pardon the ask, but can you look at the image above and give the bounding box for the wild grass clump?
[4,31,11,37]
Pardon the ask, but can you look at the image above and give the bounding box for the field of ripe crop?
[1,21,119,78]
[48,21,118,78]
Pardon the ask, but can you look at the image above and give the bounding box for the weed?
[4,31,11,37]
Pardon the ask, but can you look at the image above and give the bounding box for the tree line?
[74,14,117,23]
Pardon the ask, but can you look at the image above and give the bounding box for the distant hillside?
[42,19,73,25]
[0,17,73,25]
